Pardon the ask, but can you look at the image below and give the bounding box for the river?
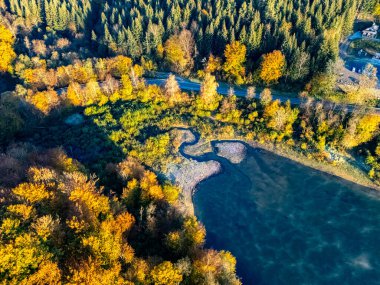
[192,146,380,284]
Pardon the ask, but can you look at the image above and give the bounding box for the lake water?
[193,148,380,285]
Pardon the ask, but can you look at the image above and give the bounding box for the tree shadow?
[0,90,125,189]
[23,106,125,188]
[0,73,18,93]
[0,92,190,261]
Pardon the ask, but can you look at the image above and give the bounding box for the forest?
[1,0,380,284]
[3,0,379,85]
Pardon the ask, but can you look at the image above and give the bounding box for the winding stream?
[179,131,380,284]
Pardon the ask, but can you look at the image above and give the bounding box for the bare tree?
[164,74,180,98]
[247,86,256,99]
[260,88,272,106]
[102,74,119,96]
[178,29,196,71]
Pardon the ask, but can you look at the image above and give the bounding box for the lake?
[193,147,380,285]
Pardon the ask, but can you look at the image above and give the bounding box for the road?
[55,71,379,114]
[145,72,380,114]
[146,72,302,103]
[54,30,380,115]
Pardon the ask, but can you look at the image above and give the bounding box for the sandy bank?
[196,129,379,191]
[214,142,247,164]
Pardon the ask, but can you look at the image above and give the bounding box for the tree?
[375,3,380,21]
[0,25,16,73]
[110,55,133,78]
[259,50,286,85]
[164,37,187,73]
[182,217,206,248]
[12,183,51,204]
[164,74,184,105]
[164,30,195,75]
[67,82,83,106]
[306,72,336,98]
[287,50,310,82]
[27,90,60,114]
[140,170,164,202]
[68,258,125,285]
[198,73,221,111]
[162,184,180,204]
[223,41,246,84]
[205,54,222,74]
[0,95,24,145]
[263,100,299,141]
[150,261,182,285]
[260,88,272,106]
[120,75,134,100]
[342,114,380,148]
[216,91,242,123]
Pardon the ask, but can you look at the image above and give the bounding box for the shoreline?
[166,129,222,215]
[166,129,380,215]
[166,158,222,215]
[248,141,380,192]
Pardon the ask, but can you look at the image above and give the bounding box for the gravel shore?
[166,159,221,215]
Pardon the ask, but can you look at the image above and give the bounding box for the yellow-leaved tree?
[150,261,183,285]
[259,50,286,85]
[164,30,195,75]
[0,24,16,73]
[197,73,222,112]
[342,114,380,148]
[223,41,246,85]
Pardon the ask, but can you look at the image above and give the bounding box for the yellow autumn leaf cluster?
[0,24,16,73]
[259,50,286,85]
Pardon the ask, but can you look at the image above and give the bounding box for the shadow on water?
[192,144,380,285]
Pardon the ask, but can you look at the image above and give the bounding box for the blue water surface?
[193,148,380,285]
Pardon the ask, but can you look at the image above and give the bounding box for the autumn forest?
[1,0,380,284]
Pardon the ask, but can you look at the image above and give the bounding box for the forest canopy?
[3,0,374,83]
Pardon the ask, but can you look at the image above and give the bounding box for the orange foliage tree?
[26,90,60,114]
[259,50,286,85]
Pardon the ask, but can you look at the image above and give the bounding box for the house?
[362,23,379,38]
